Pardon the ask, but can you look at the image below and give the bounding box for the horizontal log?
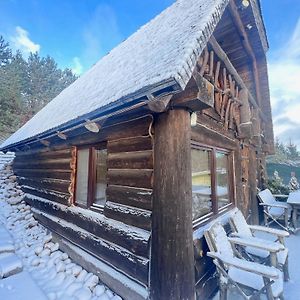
[14,168,71,181]
[32,209,149,284]
[53,234,149,300]
[108,151,153,170]
[104,202,151,231]
[107,169,153,189]
[14,148,71,160]
[106,185,152,211]
[22,186,70,205]
[18,177,70,194]
[107,115,153,141]
[13,158,71,170]
[66,115,153,148]
[107,136,153,154]
[25,196,150,258]
[191,122,237,150]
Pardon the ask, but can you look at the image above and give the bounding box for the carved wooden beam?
[228,1,262,107]
[171,73,214,111]
[209,36,267,123]
[147,94,172,113]
[238,89,253,139]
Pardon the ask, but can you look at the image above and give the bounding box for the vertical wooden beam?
[151,109,195,300]
[249,146,259,224]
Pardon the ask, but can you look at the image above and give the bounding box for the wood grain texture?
[151,109,195,300]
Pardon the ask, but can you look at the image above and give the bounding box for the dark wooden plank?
[18,177,70,194]
[13,158,71,170]
[22,186,70,205]
[32,210,149,284]
[15,148,71,160]
[25,196,150,258]
[53,233,148,300]
[151,109,195,299]
[107,169,153,189]
[104,201,151,231]
[108,151,153,170]
[106,185,152,211]
[64,115,153,148]
[107,136,153,153]
[14,169,71,181]
[191,121,237,150]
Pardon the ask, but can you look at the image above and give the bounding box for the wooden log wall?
[104,115,153,231]
[14,149,72,205]
[15,114,154,290]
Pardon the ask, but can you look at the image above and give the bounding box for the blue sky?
[1,0,300,146]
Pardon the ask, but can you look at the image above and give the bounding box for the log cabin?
[0,0,274,299]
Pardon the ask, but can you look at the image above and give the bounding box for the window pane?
[94,149,107,206]
[76,149,89,206]
[216,151,230,209]
[191,148,212,220]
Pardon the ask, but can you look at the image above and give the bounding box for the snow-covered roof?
[1,0,229,150]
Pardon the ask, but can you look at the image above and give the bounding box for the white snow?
[0,155,122,300]
[0,271,47,300]
[1,0,229,150]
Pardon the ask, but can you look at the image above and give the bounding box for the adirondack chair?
[204,222,284,300]
[258,189,291,231]
[229,209,289,281]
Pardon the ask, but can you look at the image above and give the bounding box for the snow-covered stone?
[0,155,122,299]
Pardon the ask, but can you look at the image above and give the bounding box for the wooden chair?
[229,209,289,281]
[204,222,284,300]
[258,189,291,231]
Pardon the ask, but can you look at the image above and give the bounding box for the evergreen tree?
[286,139,299,160]
[0,36,12,66]
[0,35,78,137]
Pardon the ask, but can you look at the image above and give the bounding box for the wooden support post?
[151,109,195,300]
[249,147,259,224]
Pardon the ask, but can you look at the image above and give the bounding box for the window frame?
[191,141,235,228]
[75,142,107,212]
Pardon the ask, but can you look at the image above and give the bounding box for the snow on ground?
[212,227,300,299]
[0,155,122,300]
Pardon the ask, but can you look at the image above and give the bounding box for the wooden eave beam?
[209,36,267,123]
[147,94,172,113]
[228,1,262,107]
[171,73,214,111]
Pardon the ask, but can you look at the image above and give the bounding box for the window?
[191,144,234,223]
[75,145,107,210]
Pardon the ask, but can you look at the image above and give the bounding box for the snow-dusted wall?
[13,115,153,298]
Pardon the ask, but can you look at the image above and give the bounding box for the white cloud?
[71,57,83,75]
[10,26,40,55]
[268,18,300,147]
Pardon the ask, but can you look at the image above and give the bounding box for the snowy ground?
[0,155,122,300]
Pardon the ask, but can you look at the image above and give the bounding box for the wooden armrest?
[273,194,288,199]
[207,252,279,279]
[249,225,289,238]
[228,236,284,253]
[259,203,289,209]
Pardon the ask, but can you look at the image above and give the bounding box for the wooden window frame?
[75,142,107,212]
[191,141,235,228]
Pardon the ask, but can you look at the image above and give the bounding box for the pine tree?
[0,36,78,137]
[286,139,299,160]
[0,36,12,66]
